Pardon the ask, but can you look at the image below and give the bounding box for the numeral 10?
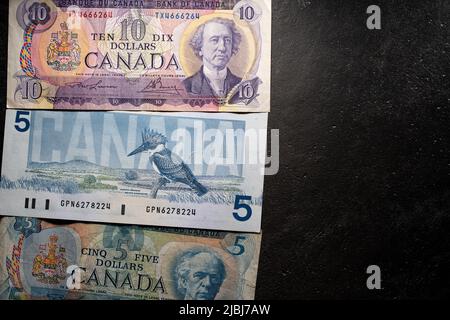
[239,5,255,20]
[29,3,49,22]
[120,18,146,41]
[22,80,42,100]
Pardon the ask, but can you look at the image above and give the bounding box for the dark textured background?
[0,0,449,299]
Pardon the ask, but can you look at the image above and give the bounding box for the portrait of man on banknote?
[183,18,242,98]
[174,249,226,300]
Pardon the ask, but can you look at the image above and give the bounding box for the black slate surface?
[0,0,449,299]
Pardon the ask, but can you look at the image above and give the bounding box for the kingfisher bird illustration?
[128,129,208,197]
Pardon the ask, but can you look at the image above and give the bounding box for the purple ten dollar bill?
[7,0,271,112]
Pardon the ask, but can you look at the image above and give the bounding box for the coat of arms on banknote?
[46,22,81,72]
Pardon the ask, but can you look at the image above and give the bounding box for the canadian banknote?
[0,216,261,300]
[7,0,271,112]
[0,109,267,232]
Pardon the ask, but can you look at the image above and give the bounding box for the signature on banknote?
[138,77,183,97]
[66,80,118,91]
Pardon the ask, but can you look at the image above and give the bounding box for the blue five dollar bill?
[0,216,261,300]
[0,110,267,232]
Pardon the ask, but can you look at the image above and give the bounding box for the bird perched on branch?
[127,129,208,197]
